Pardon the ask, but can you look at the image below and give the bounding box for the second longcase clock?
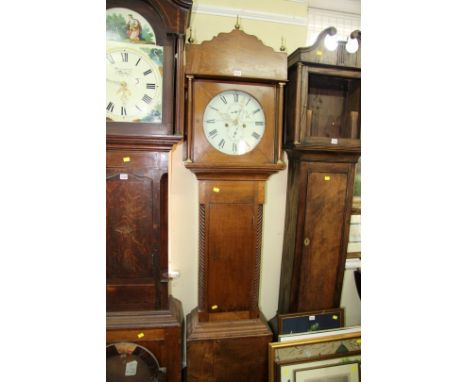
[106,1,192,381]
[278,28,361,315]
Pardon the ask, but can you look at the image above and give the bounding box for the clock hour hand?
[106,78,122,85]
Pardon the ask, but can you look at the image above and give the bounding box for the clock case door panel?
[278,153,359,313]
[198,180,264,321]
[106,151,169,311]
[106,0,192,137]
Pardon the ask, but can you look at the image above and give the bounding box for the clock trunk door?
[296,162,350,311]
[207,203,256,313]
[199,180,262,320]
[106,162,167,311]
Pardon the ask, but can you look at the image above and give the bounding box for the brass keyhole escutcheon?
[304,238,310,246]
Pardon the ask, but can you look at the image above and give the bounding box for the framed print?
[279,326,360,343]
[269,329,361,382]
[278,308,344,335]
[294,360,360,382]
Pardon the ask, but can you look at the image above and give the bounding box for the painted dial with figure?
[203,90,266,155]
[106,47,162,122]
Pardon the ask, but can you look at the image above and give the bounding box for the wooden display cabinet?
[278,28,361,314]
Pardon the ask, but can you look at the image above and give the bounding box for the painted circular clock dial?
[203,90,266,155]
[106,47,161,122]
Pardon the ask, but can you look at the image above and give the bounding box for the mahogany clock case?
[106,149,171,311]
[106,0,192,138]
[106,0,192,312]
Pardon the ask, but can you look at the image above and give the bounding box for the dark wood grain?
[106,150,169,311]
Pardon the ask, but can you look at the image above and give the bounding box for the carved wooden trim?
[106,135,182,152]
[288,27,361,69]
[185,29,287,81]
[276,82,286,163]
[250,204,263,317]
[198,204,207,312]
[185,75,194,161]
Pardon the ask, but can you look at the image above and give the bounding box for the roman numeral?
[143,69,152,76]
[220,95,227,104]
[106,54,115,64]
[142,94,152,104]
[206,119,215,123]
[253,108,260,114]
[135,58,141,66]
[246,98,251,106]
[135,105,142,111]
[208,129,218,138]
[146,83,156,89]
[233,93,239,102]
[252,132,261,140]
[121,52,128,62]
[232,143,238,153]
[121,106,127,116]
[255,121,264,126]
[210,106,219,112]
[218,139,225,149]
[106,102,114,112]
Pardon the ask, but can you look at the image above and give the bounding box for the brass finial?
[235,15,240,29]
[187,27,194,44]
[280,37,286,52]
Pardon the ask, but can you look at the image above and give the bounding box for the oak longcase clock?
[184,28,287,382]
[106,1,192,382]
[278,28,361,316]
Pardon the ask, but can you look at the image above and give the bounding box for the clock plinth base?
[186,308,272,382]
[106,296,183,382]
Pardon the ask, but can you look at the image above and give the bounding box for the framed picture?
[293,358,360,382]
[269,329,361,382]
[278,308,344,336]
[279,326,360,343]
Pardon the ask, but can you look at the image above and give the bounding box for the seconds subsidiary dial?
[106,47,162,122]
[203,90,265,155]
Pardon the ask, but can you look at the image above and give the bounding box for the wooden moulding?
[107,296,184,382]
[186,309,272,382]
[107,295,183,329]
[288,27,361,69]
[185,28,287,81]
[106,134,183,152]
[186,308,271,341]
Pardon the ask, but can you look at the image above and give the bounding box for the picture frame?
[269,329,361,382]
[293,358,360,382]
[279,326,360,343]
[278,308,344,336]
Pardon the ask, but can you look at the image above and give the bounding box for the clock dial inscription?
[106,47,162,122]
[203,90,265,156]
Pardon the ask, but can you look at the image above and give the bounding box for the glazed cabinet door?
[293,161,354,311]
[106,151,169,311]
